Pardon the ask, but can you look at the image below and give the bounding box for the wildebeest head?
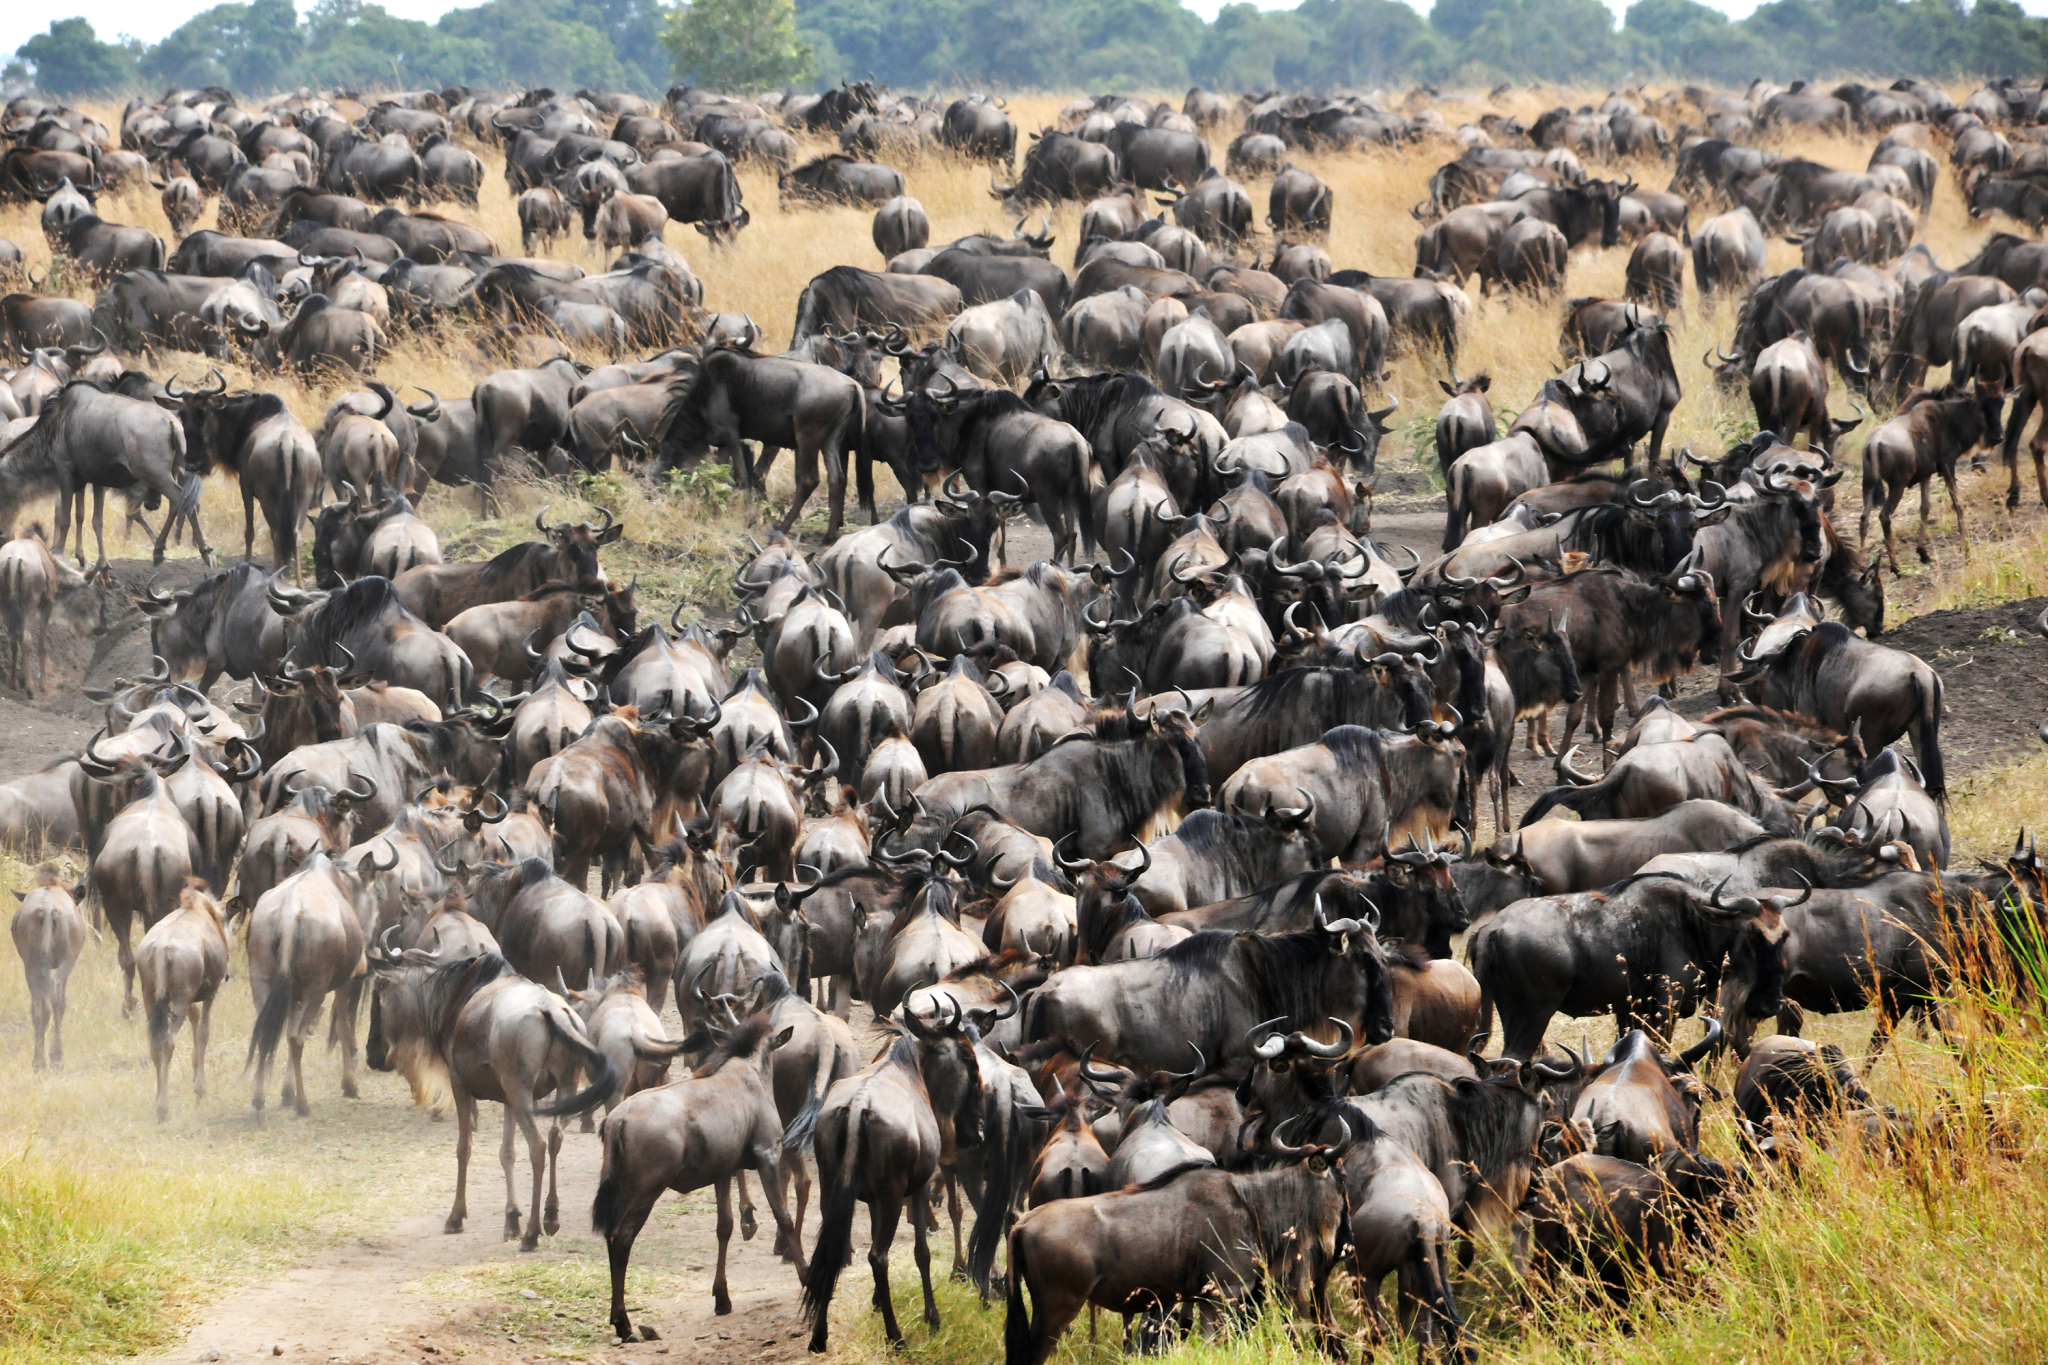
[1491,610,1583,706]
[901,995,986,1155]
[1625,475,1731,572]
[534,503,624,588]
[364,937,512,1098]
[1380,826,1469,957]
[1662,550,1724,665]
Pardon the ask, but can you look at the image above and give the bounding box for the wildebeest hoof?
[342,1080,359,1099]
[740,1209,758,1240]
[579,1115,595,1133]
[714,1293,732,1316]
[504,1211,522,1238]
[1916,547,1931,563]
[444,1216,464,1234]
[2010,490,2022,510]
[520,1233,541,1252]
[923,1309,941,1330]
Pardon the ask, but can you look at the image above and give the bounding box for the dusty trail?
[147,1109,846,1365]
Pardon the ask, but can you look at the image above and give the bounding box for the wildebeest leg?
[2031,421,2048,508]
[779,440,819,536]
[1914,477,1934,564]
[1599,673,1625,760]
[945,1168,967,1279]
[831,974,851,1019]
[712,1178,736,1314]
[447,1089,475,1232]
[337,978,362,1099]
[820,431,847,543]
[241,485,258,563]
[730,1167,759,1241]
[286,998,313,1115]
[544,1118,563,1234]
[868,1192,906,1343]
[1879,478,1907,572]
[499,1107,523,1243]
[148,995,171,1117]
[192,998,210,1102]
[1939,460,1967,559]
[912,1175,941,1329]
[113,913,138,1017]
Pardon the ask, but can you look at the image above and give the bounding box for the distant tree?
[142,0,303,95]
[15,18,139,96]
[439,0,631,90]
[663,0,814,90]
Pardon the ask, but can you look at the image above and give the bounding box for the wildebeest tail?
[802,1104,864,1333]
[174,474,203,521]
[1072,430,1097,553]
[1915,670,1946,802]
[148,992,177,1058]
[1517,778,1602,826]
[966,1101,1020,1296]
[1442,466,1470,551]
[1004,1230,1033,1365]
[247,911,297,1070]
[1417,1236,1470,1362]
[781,1036,835,1154]
[537,1002,620,1116]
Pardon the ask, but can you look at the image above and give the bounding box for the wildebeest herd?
[3,72,2047,1361]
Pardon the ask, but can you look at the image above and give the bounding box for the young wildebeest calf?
[591,1009,807,1342]
[10,863,86,1070]
[138,878,230,1119]
[369,946,617,1249]
[1861,382,2003,569]
[560,966,690,1117]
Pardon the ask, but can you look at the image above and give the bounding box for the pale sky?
[11,0,2048,68]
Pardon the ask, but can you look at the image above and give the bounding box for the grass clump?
[422,1256,681,1358]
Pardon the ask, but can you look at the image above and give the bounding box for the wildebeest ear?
[1439,380,1456,396]
[9,891,23,902]
[596,522,625,545]
[769,1026,796,1051]
[1190,697,1215,722]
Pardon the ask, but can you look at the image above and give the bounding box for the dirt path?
[149,1109,845,1365]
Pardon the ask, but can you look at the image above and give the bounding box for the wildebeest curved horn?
[1289,1018,1352,1058]
[474,790,509,823]
[363,840,400,873]
[1675,1015,1723,1071]
[1052,831,1090,872]
[1765,871,1814,911]
[1554,746,1597,786]
[1529,1048,1583,1082]
[413,777,450,805]
[408,388,441,420]
[534,504,554,534]
[934,826,975,868]
[339,773,377,805]
[986,979,1020,1022]
[989,861,1019,891]
[1248,1014,1290,1059]
[1484,555,1522,588]
[1706,875,1762,917]
[1111,838,1151,883]
[1313,893,1363,936]
[1076,1042,1122,1086]
[785,694,819,730]
[1163,1042,1206,1082]
[689,961,716,1003]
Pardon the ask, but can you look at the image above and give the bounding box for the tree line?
[9,0,2048,103]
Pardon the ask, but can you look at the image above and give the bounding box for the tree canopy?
[9,0,2048,96]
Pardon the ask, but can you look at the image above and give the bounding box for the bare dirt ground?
[147,1124,838,1365]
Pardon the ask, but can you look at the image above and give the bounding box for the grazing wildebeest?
[10,863,85,1070]
[137,879,231,1120]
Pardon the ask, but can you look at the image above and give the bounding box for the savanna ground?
[2,82,2048,1365]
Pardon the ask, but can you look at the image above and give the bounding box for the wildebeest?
[137,879,231,1120]
[10,863,85,1070]
[591,1008,806,1338]
[0,526,109,693]
[1859,383,2002,571]
[368,946,616,1248]
[802,1005,985,1351]
[1470,872,1800,1058]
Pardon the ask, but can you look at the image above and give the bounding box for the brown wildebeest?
[245,844,394,1118]
[525,705,720,893]
[463,857,624,999]
[591,1009,808,1341]
[1524,1148,1736,1300]
[1859,382,2003,568]
[10,863,86,1070]
[393,506,624,630]
[1997,326,2048,509]
[802,1002,986,1352]
[1002,1140,1353,1365]
[367,945,616,1250]
[603,826,731,1015]
[1019,1084,1109,1206]
[444,579,636,687]
[559,966,690,1116]
[137,878,231,1120]
[395,885,501,960]
[0,525,110,693]
[85,733,202,1014]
